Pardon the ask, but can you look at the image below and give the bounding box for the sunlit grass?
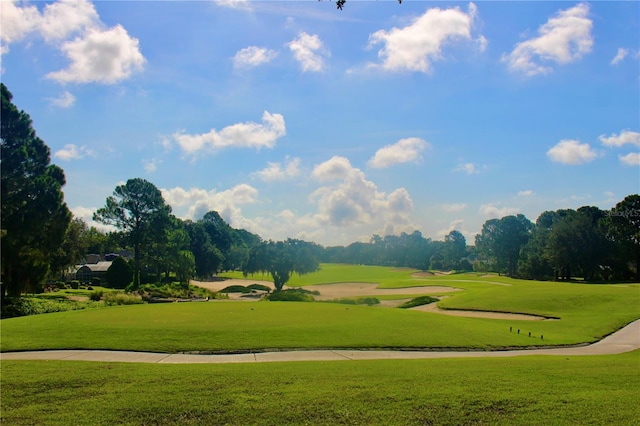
[2,351,639,425]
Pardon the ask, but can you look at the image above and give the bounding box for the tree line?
[2,82,638,301]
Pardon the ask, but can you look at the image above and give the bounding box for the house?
[74,261,113,285]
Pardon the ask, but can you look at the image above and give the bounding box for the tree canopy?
[93,178,172,289]
[244,239,320,291]
[1,83,71,297]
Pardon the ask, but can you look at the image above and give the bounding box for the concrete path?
[2,320,638,364]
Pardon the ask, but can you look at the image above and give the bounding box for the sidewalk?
[2,320,638,364]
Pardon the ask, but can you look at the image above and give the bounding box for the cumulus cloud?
[142,158,161,173]
[547,140,598,165]
[517,190,534,197]
[47,90,76,108]
[53,144,94,161]
[0,0,98,51]
[309,156,413,230]
[454,162,479,175]
[479,203,520,219]
[599,130,640,147]
[368,138,430,169]
[233,46,278,68]
[47,25,145,84]
[162,184,259,224]
[2,1,144,84]
[502,3,592,76]
[442,203,467,213]
[71,206,116,233]
[619,152,640,166]
[288,32,329,72]
[367,3,484,73]
[173,111,286,156]
[611,47,628,65]
[253,157,301,181]
[215,0,253,11]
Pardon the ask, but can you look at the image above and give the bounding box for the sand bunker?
[411,303,550,321]
[191,279,547,320]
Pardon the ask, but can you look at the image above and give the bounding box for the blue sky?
[1,0,638,246]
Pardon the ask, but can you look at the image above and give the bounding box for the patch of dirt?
[302,283,461,301]
[412,271,454,278]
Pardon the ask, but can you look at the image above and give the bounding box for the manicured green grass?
[2,266,638,353]
[2,351,639,425]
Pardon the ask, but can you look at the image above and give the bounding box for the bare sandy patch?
[303,283,461,301]
[412,303,549,321]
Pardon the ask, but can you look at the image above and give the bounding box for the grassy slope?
[2,266,639,353]
[2,351,639,425]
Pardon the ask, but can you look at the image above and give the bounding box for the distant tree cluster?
[475,196,640,281]
[320,230,473,271]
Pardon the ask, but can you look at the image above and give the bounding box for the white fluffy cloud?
[368,138,430,169]
[162,184,259,224]
[479,203,519,219]
[611,47,628,65]
[48,90,76,108]
[367,3,483,73]
[173,111,286,156]
[517,190,534,197]
[71,206,115,233]
[47,25,145,84]
[53,144,94,161]
[253,157,301,181]
[288,32,328,72]
[233,46,278,68]
[309,156,413,231]
[2,1,144,84]
[0,0,98,50]
[454,162,479,175]
[619,152,640,166]
[599,130,640,147]
[503,3,592,76]
[442,203,467,213]
[547,140,598,165]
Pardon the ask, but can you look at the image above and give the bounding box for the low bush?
[0,297,102,318]
[56,281,67,290]
[103,292,144,306]
[247,284,271,292]
[220,285,250,293]
[88,290,103,301]
[69,280,80,290]
[267,288,316,302]
[91,277,101,287]
[399,296,439,309]
[322,297,380,306]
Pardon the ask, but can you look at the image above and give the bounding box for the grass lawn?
[2,266,638,353]
[2,351,639,425]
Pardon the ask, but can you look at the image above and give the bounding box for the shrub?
[70,280,80,290]
[399,296,439,309]
[267,288,315,302]
[322,297,380,306]
[88,290,103,301]
[221,285,250,293]
[0,297,102,318]
[56,281,67,290]
[103,292,144,306]
[247,284,271,292]
[91,277,101,286]
[106,257,133,289]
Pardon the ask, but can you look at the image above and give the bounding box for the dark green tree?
[244,239,319,291]
[93,178,172,289]
[443,230,467,270]
[606,195,640,280]
[49,217,89,281]
[1,83,71,298]
[106,256,133,289]
[476,215,533,276]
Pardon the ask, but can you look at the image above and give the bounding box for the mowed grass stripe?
[2,351,639,425]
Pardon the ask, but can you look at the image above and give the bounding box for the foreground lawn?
[2,351,638,425]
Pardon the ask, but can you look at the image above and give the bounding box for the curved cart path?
[2,320,638,364]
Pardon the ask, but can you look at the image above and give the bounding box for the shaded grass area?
[2,351,639,425]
